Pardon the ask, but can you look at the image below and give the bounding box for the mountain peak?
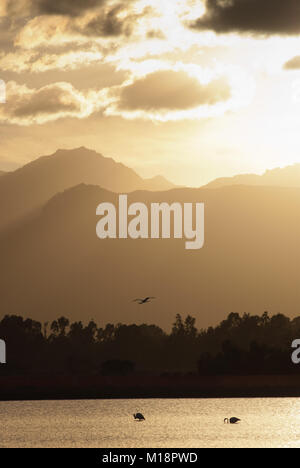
[0,147,177,231]
[143,174,177,191]
[53,147,103,158]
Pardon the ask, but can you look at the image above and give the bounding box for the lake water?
[0,398,300,448]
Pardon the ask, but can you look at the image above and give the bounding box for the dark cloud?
[0,83,88,125]
[36,0,105,16]
[81,4,138,37]
[5,0,107,17]
[5,0,140,19]
[284,56,300,70]
[5,0,143,40]
[191,0,300,36]
[118,70,231,111]
[12,86,81,118]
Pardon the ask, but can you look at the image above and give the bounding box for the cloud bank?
[191,0,300,36]
[0,1,258,125]
[0,82,100,125]
[118,70,230,111]
[0,63,254,125]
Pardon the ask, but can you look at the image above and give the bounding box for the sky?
[1,0,300,186]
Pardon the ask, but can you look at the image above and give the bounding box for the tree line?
[0,312,299,375]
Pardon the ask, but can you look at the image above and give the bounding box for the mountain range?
[1,149,300,328]
[204,163,300,189]
[0,147,176,232]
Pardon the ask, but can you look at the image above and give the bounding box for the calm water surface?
[0,398,300,448]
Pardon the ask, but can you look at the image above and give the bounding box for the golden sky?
[1,0,300,186]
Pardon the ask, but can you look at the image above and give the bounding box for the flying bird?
[224,417,241,424]
[133,297,156,305]
[133,413,145,421]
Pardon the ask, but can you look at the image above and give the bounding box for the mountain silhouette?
[143,175,178,191]
[1,183,300,328]
[204,164,300,189]
[0,147,176,232]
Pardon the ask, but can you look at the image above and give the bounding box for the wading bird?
[133,297,156,305]
[134,413,145,421]
[224,417,241,424]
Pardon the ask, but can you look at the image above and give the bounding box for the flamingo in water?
[133,413,145,421]
[224,417,241,424]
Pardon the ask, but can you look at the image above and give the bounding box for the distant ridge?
[204,163,300,189]
[143,175,178,191]
[0,147,177,231]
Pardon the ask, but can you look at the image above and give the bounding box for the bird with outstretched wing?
[133,297,156,305]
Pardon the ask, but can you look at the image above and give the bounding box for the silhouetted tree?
[0,311,298,375]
